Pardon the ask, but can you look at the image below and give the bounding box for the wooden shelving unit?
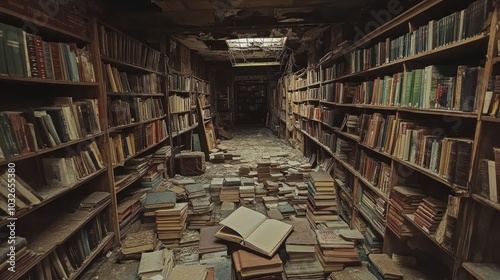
[281,1,500,279]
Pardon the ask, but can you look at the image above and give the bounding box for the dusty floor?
[81,127,306,280]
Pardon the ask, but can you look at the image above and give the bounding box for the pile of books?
[329,263,377,280]
[209,178,224,203]
[359,188,387,235]
[367,254,403,280]
[232,249,283,280]
[198,225,228,265]
[363,226,383,255]
[137,249,174,280]
[306,172,338,227]
[0,237,37,279]
[220,178,241,202]
[141,163,165,189]
[239,185,255,201]
[187,196,214,229]
[278,203,296,219]
[387,186,426,238]
[256,161,272,182]
[239,165,251,176]
[285,220,317,263]
[156,202,188,246]
[117,196,142,239]
[413,197,447,234]
[121,230,157,258]
[124,157,150,176]
[185,183,205,200]
[265,180,280,196]
[284,260,324,280]
[315,229,359,272]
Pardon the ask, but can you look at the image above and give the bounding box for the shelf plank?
[0,168,108,228]
[11,201,112,280]
[462,263,500,280]
[404,213,455,258]
[169,89,191,94]
[172,123,199,138]
[0,132,105,166]
[101,56,163,75]
[0,75,99,86]
[171,110,192,114]
[68,233,115,280]
[115,173,145,194]
[113,136,169,168]
[392,157,459,190]
[482,116,500,123]
[108,115,166,132]
[107,92,165,97]
[471,194,500,212]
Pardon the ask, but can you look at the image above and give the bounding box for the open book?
[214,207,293,257]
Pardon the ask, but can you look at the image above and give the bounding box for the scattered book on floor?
[215,206,293,257]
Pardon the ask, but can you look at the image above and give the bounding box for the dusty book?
[215,206,293,257]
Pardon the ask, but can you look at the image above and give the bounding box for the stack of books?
[140,163,165,189]
[257,161,272,182]
[306,172,338,227]
[185,183,206,199]
[137,249,174,280]
[368,254,403,280]
[143,191,177,229]
[239,185,256,201]
[198,225,228,265]
[220,178,241,202]
[117,196,142,239]
[387,186,426,238]
[263,196,279,210]
[413,197,447,234]
[285,220,317,263]
[209,178,224,203]
[121,230,157,258]
[187,196,214,229]
[364,226,383,255]
[179,229,200,248]
[359,188,387,235]
[315,229,359,272]
[155,202,188,246]
[124,157,150,176]
[284,259,324,280]
[232,249,283,280]
[239,165,251,176]
[169,264,208,280]
[265,180,281,196]
[278,203,296,219]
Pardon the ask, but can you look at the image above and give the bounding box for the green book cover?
[382,76,390,105]
[144,191,176,206]
[404,71,414,107]
[41,114,62,145]
[0,23,8,74]
[4,25,25,76]
[412,69,423,108]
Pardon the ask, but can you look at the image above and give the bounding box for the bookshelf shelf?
[462,263,500,280]
[112,136,169,168]
[172,123,199,138]
[108,115,167,132]
[169,89,191,94]
[358,176,390,202]
[392,157,461,190]
[336,180,354,203]
[404,214,455,258]
[171,109,192,114]
[0,75,100,86]
[358,142,392,160]
[355,204,385,237]
[334,129,361,142]
[68,233,115,280]
[0,168,108,228]
[471,194,500,212]
[0,6,92,43]
[481,116,500,123]
[0,132,105,167]
[107,92,165,97]
[12,200,112,280]
[115,173,143,194]
[101,55,162,75]
[398,107,478,118]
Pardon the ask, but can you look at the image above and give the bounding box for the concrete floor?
[81,127,306,280]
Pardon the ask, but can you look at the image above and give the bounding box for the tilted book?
[214,206,293,257]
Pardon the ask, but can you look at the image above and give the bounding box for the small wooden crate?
[175,152,205,175]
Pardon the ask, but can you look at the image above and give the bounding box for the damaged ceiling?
[103,0,414,62]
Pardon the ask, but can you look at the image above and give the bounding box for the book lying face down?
[214,206,294,257]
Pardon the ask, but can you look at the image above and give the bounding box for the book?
[121,230,156,255]
[215,206,293,257]
[144,192,176,209]
[232,249,283,278]
[198,225,227,255]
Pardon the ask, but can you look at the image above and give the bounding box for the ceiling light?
[226,37,287,51]
[232,62,281,67]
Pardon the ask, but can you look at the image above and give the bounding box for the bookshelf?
[235,81,268,124]
[193,76,217,159]
[0,3,115,279]
[281,0,499,278]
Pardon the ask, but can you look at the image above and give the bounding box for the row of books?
[98,24,162,72]
[349,0,489,73]
[322,62,349,82]
[290,90,306,102]
[107,97,165,128]
[171,113,198,133]
[0,171,42,217]
[110,120,168,165]
[193,79,209,93]
[358,151,391,195]
[169,73,191,91]
[27,213,109,279]
[0,98,101,160]
[104,64,163,94]
[393,121,473,187]
[358,114,397,155]
[484,75,500,117]
[307,68,320,85]
[42,140,104,187]
[169,95,192,113]
[359,188,387,235]
[320,82,357,103]
[478,147,500,203]
[202,108,211,119]
[0,23,96,82]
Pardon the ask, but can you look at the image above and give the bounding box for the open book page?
[219,207,267,240]
[245,219,293,256]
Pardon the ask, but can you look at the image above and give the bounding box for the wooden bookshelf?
[282,1,498,278]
